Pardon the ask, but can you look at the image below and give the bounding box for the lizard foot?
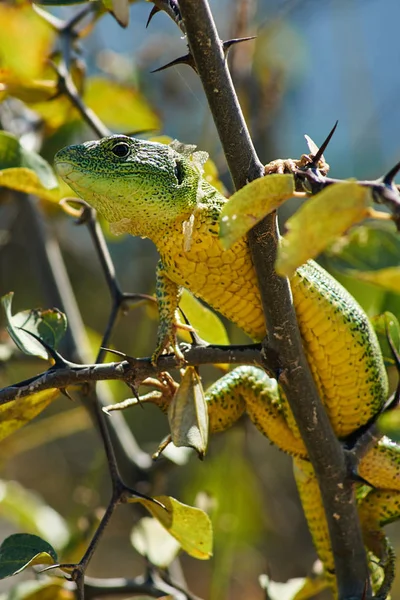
[103,372,179,414]
[151,322,194,365]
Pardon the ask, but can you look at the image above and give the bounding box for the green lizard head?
[54,135,208,237]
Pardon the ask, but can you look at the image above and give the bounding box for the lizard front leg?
[152,260,188,364]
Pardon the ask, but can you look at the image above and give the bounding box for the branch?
[0,344,262,404]
[83,571,201,599]
[177,1,370,597]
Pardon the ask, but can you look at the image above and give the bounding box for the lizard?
[54,135,400,597]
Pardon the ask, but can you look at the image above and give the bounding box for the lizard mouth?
[54,161,90,188]
[54,161,75,179]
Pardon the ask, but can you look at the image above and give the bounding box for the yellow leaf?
[0,5,54,80]
[179,289,229,345]
[352,266,400,293]
[84,77,160,131]
[0,70,57,104]
[132,495,213,560]
[24,582,75,600]
[276,182,371,277]
[0,168,59,201]
[168,366,209,457]
[219,174,295,249]
[1,580,74,600]
[0,389,60,442]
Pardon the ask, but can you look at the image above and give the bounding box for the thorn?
[223,36,256,53]
[152,36,256,75]
[310,121,338,167]
[146,5,160,28]
[179,308,204,346]
[382,160,400,187]
[351,471,374,487]
[60,387,73,401]
[100,346,126,358]
[151,53,196,74]
[127,382,143,408]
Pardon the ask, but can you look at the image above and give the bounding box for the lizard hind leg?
[357,438,400,597]
[293,457,338,597]
[357,486,400,599]
[206,366,307,458]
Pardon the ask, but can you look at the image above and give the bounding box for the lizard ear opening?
[174,159,185,185]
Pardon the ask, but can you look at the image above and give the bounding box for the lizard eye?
[174,160,184,185]
[111,142,130,158]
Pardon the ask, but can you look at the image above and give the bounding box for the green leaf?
[185,430,264,546]
[276,182,371,277]
[0,481,69,551]
[130,517,180,568]
[0,389,60,443]
[0,132,58,190]
[325,223,400,273]
[219,174,294,249]
[179,289,229,345]
[2,292,67,359]
[130,495,212,560]
[168,366,209,458]
[371,312,400,367]
[379,410,400,442]
[0,534,57,579]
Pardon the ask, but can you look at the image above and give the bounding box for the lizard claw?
[151,324,187,366]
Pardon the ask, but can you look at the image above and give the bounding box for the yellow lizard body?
[55,135,395,597]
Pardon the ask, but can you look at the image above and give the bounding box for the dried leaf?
[168,367,209,457]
